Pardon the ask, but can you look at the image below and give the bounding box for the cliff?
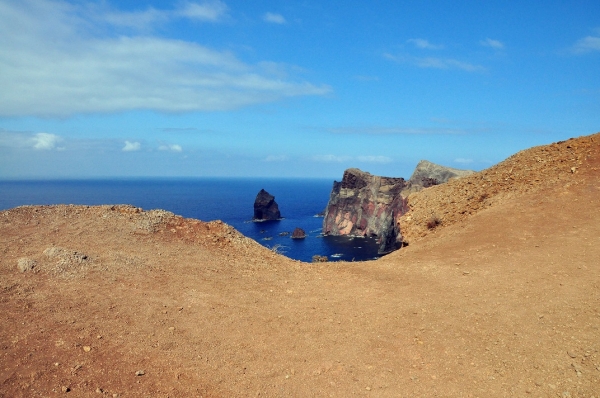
[322,168,409,254]
[322,161,473,254]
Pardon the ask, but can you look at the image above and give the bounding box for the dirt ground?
[1,133,599,397]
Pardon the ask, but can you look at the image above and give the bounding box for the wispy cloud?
[312,155,353,163]
[407,38,444,50]
[158,144,183,152]
[176,1,229,22]
[122,141,141,152]
[326,126,469,135]
[572,35,600,54]
[357,155,392,163]
[312,154,392,163]
[263,12,286,24]
[480,38,504,49]
[384,53,484,72]
[100,1,228,29]
[0,0,330,117]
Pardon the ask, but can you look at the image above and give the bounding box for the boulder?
[291,227,306,239]
[253,189,281,221]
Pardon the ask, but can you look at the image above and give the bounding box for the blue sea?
[0,179,381,262]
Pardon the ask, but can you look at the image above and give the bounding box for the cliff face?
[322,161,473,254]
[322,168,409,254]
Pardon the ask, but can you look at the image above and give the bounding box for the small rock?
[83,346,91,352]
[135,370,145,376]
[96,387,103,394]
[291,227,306,239]
[17,258,36,273]
[567,351,577,358]
[61,386,70,393]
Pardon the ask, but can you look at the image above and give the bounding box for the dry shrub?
[426,215,442,230]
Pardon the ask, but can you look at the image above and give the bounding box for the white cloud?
[264,155,288,162]
[0,130,61,150]
[122,141,141,152]
[0,0,330,117]
[32,133,62,150]
[480,38,504,49]
[263,12,286,24]
[407,38,443,50]
[572,35,600,54]
[176,1,229,22]
[159,144,183,152]
[100,1,228,29]
[384,53,484,72]
[357,155,393,163]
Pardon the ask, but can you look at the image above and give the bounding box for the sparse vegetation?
[426,214,442,230]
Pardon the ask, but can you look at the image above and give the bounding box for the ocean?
[0,179,381,262]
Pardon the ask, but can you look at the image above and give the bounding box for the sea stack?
[253,189,281,221]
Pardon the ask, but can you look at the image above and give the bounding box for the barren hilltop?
[1,133,599,397]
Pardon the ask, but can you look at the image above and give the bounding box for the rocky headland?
[322,161,473,254]
[253,189,281,221]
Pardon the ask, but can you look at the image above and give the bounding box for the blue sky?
[1,0,599,179]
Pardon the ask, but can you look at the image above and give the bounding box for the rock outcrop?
[253,189,281,221]
[291,228,306,239]
[322,168,409,254]
[404,160,474,194]
[322,161,473,254]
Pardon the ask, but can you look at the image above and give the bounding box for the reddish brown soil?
[1,133,600,397]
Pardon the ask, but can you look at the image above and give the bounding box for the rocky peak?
[408,160,474,190]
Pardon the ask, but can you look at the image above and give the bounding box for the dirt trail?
[1,133,599,397]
